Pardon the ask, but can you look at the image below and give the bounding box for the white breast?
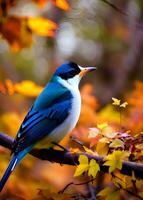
[37,75,81,148]
[50,87,81,143]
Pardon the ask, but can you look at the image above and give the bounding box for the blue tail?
[0,146,33,192]
[0,155,19,192]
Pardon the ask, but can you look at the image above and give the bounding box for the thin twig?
[59,178,96,194]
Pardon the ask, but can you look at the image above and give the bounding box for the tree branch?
[0,132,143,179]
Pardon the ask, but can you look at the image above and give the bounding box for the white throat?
[58,74,81,90]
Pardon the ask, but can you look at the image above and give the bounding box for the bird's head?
[53,62,96,87]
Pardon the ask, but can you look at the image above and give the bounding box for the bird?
[0,61,96,192]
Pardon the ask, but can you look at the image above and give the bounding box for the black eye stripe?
[59,62,81,80]
[60,70,78,80]
[54,62,81,80]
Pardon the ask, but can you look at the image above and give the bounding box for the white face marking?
[58,65,85,89]
[66,64,85,87]
[66,74,81,88]
[78,65,85,71]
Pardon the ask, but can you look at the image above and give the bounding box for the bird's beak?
[79,66,97,77]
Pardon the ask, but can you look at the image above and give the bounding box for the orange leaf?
[5,79,15,95]
[33,0,47,8]
[52,0,70,11]
[27,17,58,37]
[0,16,33,52]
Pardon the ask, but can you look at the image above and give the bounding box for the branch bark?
[0,132,143,179]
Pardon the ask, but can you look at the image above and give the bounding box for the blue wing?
[13,82,73,153]
[0,77,73,192]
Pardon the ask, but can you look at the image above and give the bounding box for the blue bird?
[0,62,96,192]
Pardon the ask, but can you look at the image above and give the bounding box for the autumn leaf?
[98,187,113,197]
[0,80,43,97]
[83,146,97,156]
[88,128,99,138]
[107,190,120,200]
[5,79,15,95]
[99,137,109,143]
[90,135,101,147]
[0,16,58,51]
[104,131,118,139]
[33,0,47,8]
[96,142,109,156]
[14,80,43,97]
[112,97,128,108]
[69,147,81,154]
[112,97,121,106]
[120,102,128,108]
[88,159,100,178]
[98,187,120,200]
[135,143,143,150]
[109,139,124,148]
[102,126,117,138]
[27,17,58,37]
[104,151,129,173]
[97,122,108,130]
[0,16,33,51]
[74,155,89,177]
[52,0,70,11]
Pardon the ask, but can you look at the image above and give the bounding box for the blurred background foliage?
[1,0,143,199]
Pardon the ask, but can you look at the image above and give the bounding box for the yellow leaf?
[88,159,100,178]
[139,192,143,198]
[83,146,97,156]
[136,180,143,190]
[104,131,118,139]
[113,176,126,188]
[52,0,70,11]
[14,80,43,97]
[99,137,109,143]
[136,143,143,150]
[96,142,109,156]
[98,187,114,197]
[109,139,124,148]
[97,122,108,130]
[106,190,120,200]
[104,151,129,173]
[28,17,58,37]
[69,147,81,154]
[98,187,120,200]
[112,97,121,106]
[120,102,128,108]
[74,155,89,177]
[88,128,100,138]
